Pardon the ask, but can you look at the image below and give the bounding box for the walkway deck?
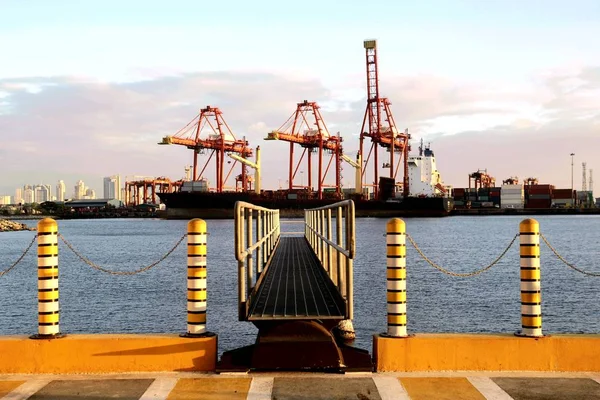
[248,237,345,321]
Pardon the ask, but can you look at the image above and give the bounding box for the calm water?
[1,216,599,354]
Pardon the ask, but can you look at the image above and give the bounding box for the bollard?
[385,218,407,338]
[31,218,63,339]
[517,218,543,337]
[182,218,211,337]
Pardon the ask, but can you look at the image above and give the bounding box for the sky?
[1,0,599,197]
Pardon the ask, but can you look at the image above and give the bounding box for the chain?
[0,235,37,278]
[540,233,600,277]
[59,233,187,275]
[406,233,518,277]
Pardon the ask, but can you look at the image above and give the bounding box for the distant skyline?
[1,0,599,194]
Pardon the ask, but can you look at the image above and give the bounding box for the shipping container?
[529,194,551,200]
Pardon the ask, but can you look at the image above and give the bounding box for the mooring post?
[31,218,63,339]
[183,218,209,337]
[517,218,543,337]
[386,218,407,338]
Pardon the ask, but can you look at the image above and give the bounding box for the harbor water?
[1,216,599,354]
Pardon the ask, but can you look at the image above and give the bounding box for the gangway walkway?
[249,237,345,320]
[220,199,371,372]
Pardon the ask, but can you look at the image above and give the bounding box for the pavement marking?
[594,376,600,386]
[468,377,514,400]
[400,377,486,400]
[372,376,410,400]
[1,379,50,400]
[139,377,179,400]
[0,382,25,399]
[167,377,251,400]
[246,377,274,400]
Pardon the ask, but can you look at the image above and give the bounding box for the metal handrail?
[234,201,280,320]
[304,200,355,319]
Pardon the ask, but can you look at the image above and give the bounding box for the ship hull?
[157,192,453,219]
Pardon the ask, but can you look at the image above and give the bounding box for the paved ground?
[1,372,599,400]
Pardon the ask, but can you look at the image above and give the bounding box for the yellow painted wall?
[0,334,217,373]
[373,333,600,372]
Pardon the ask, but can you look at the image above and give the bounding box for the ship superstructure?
[407,140,446,197]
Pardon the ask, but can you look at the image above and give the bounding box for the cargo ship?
[157,143,453,219]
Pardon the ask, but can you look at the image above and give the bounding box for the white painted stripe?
[188,233,207,244]
[386,258,406,268]
[468,377,514,400]
[246,377,273,400]
[187,325,206,335]
[521,328,543,337]
[38,325,59,335]
[1,378,51,400]
[187,302,207,312]
[520,305,541,315]
[387,303,406,314]
[520,281,540,291]
[138,377,178,400]
[519,235,539,245]
[373,376,410,400]
[386,234,405,245]
[520,258,540,267]
[38,257,58,267]
[38,279,59,290]
[187,279,207,289]
[387,326,407,338]
[187,256,207,266]
[593,376,600,386]
[387,280,406,291]
[37,235,58,245]
[38,302,59,312]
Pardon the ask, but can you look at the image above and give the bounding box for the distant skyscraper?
[56,180,66,201]
[23,185,34,204]
[103,175,121,200]
[14,188,24,204]
[85,188,96,199]
[34,185,51,203]
[0,195,11,205]
[74,180,85,200]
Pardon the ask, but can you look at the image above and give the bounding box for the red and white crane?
[266,100,342,200]
[359,39,410,199]
[159,106,254,193]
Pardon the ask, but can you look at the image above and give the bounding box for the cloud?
[1,67,599,195]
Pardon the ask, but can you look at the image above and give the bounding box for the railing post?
[246,209,254,294]
[238,207,246,320]
[517,218,543,337]
[335,206,342,292]
[386,218,407,338]
[31,218,63,339]
[326,209,332,275]
[183,218,211,337]
[257,210,262,274]
[346,202,354,320]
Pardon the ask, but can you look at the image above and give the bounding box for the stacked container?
[552,189,575,208]
[453,188,465,207]
[489,187,501,207]
[525,184,554,208]
[501,184,524,209]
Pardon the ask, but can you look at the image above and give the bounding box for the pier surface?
[1,371,599,399]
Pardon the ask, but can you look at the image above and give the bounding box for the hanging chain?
[59,233,187,275]
[540,233,600,277]
[0,235,37,278]
[406,233,519,277]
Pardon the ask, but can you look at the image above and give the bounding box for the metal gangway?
[219,200,371,372]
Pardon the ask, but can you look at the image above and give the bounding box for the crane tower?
[359,39,410,200]
[159,106,253,193]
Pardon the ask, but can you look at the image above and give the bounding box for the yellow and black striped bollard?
[385,218,408,337]
[517,218,543,337]
[182,219,212,337]
[31,218,64,339]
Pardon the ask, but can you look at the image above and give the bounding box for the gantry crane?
[468,169,496,190]
[359,39,410,200]
[158,106,253,193]
[266,100,342,200]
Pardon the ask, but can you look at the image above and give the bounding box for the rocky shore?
[0,219,36,232]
